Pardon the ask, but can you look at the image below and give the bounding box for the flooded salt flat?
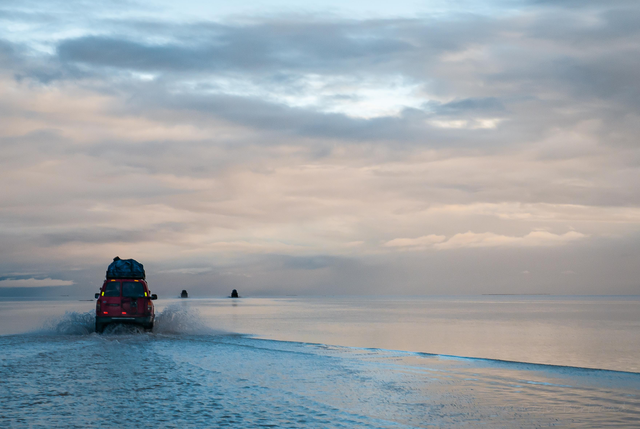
[180,295,640,373]
[2,295,640,372]
[1,313,639,428]
[1,297,640,427]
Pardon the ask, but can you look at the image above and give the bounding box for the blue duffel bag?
[106,256,145,279]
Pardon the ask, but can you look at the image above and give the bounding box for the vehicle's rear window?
[122,281,146,298]
[104,281,121,297]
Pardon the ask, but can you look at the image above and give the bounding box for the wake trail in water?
[31,307,640,378]
[35,305,226,336]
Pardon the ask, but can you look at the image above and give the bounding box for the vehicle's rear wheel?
[95,322,105,334]
[144,322,154,332]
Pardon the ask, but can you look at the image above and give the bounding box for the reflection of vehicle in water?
[95,257,157,333]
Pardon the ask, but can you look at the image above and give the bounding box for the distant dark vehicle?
[181,290,188,298]
[95,257,157,333]
[231,289,239,298]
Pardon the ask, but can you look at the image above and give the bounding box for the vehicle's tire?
[144,323,154,332]
[95,322,104,334]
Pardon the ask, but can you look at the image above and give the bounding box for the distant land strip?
[482,293,552,296]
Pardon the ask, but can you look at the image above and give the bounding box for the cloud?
[55,25,415,75]
[384,235,446,249]
[434,230,587,249]
[6,6,640,145]
[0,278,74,287]
[430,97,506,116]
[385,231,587,251]
[0,1,639,295]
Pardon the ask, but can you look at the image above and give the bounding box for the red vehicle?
[95,279,157,333]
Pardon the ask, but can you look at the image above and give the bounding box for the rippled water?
[1,297,639,427]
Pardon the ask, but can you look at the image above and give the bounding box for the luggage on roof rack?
[106,256,145,279]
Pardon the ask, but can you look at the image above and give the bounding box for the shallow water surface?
[175,295,640,372]
[1,297,639,427]
[4,295,638,371]
[2,325,640,427]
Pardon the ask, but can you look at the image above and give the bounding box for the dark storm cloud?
[57,37,211,72]
[430,98,506,116]
[136,91,420,142]
[56,21,415,74]
[6,4,640,96]
[43,16,496,87]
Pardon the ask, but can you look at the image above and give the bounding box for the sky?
[1,0,639,297]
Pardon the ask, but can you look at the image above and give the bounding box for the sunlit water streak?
[1,303,639,428]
